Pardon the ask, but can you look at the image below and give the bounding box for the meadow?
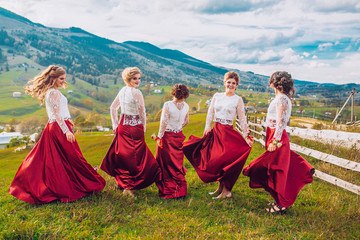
[0,113,359,239]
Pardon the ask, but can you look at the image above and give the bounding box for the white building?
[0,132,23,149]
[153,89,161,94]
[13,92,21,97]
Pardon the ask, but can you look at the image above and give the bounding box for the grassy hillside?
[0,113,359,239]
[0,68,212,124]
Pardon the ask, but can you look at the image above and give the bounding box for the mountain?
[0,6,359,98]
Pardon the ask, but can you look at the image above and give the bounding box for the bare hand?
[112,129,117,134]
[156,139,161,146]
[245,137,253,147]
[65,131,75,143]
[267,143,276,152]
[203,129,210,136]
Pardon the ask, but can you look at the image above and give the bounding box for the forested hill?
[0,6,359,97]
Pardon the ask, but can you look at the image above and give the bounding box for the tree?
[6,136,30,148]
[81,98,94,110]
[7,118,17,132]
[144,83,152,95]
[19,116,42,134]
[86,112,106,126]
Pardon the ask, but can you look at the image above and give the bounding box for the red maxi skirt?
[183,122,251,191]
[243,128,314,208]
[8,120,106,204]
[155,131,187,199]
[101,117,160,190]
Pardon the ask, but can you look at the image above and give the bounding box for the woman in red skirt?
[243,71,314,214]
[9,65,106,204]
[101,67,160,198]
[183,72,253,199]
[155,84,190,199]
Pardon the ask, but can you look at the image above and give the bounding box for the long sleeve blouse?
[265,93,292,141]
[157,101,189,139]
[45,89,71,134]
[109,86,146,131]
[205,92,249,136]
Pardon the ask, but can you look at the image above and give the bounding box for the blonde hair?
[121,67,141,84]
[223,71,239,85]
[25,65,67,104]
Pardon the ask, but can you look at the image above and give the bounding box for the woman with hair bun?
[9,65,106,204]
[183,71,253,199]
[243,71,314,214]
[155,84,190,199]
[101,67,160,198]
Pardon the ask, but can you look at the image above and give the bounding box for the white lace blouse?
[157,101,189,139]
[45,89,71,134]
[110,86,146,131]
[205,92,249,136]
[266,93,292,140]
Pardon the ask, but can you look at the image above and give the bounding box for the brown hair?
[171,84,189,100]
[25,65,67,104]
[223,71,239,85]
[269,71,295,97]
[121,67,141,84]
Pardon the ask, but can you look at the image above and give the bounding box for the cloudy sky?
[1,0,360,84]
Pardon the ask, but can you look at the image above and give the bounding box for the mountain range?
[0,6,359,98]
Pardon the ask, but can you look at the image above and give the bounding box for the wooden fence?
[235,117,360,195]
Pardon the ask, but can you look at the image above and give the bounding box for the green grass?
[0,113,359,239]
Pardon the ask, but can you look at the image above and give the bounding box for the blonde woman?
[9,65,105,204]
[101,67,160,198]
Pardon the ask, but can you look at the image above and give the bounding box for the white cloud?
[318,43,334,50]
[0,0,360,84]
[303,52,310,57]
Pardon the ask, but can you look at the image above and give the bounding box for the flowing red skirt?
[8,120,106,204]
[155,131,187,199]
[183,122,251,191]
[243,128,314,207]
[100,118,160,190]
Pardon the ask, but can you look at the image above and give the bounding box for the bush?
[312,123,324,130]
[6,136,30,148]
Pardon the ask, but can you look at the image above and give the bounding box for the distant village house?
[13,92,21,97]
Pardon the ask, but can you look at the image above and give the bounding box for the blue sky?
[1,0,360,84]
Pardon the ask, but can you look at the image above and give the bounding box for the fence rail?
[236,117,360,195]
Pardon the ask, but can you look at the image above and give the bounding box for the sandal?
[266,204,287,215]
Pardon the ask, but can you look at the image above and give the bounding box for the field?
[0,113,359,239]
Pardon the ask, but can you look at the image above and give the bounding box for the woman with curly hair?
[183,72,253,199]
[9,65,106,204]
[243,71,314,214]
[155,84,190,199]
[101,67,160,198]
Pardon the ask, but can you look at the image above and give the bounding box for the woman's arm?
[109,91,121,132]
[48,90,74,142]
[133,89,147,132]
[158,102,170,139]
[236,97,252,147]
[204,93,216,136]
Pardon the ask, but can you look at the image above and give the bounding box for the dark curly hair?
[269,71,295,97]
[171,84,189,100]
